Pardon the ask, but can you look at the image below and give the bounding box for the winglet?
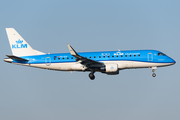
[67,44,78,56]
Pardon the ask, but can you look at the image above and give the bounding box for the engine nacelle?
[101,63,119,75]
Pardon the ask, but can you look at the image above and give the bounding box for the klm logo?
[12,39,27,49]
[114,52,123,56]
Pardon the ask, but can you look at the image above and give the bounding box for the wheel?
[89,73,95,80]
[152,73,156,77]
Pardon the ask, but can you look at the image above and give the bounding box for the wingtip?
[67,44,71,47]
[5,28,14,30]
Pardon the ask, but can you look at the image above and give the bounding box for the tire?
[152,73,156,77]
[89,73,95,80]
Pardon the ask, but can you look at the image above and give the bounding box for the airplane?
[4,28,176,80]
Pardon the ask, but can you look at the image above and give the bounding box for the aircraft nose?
[169,58,176,64]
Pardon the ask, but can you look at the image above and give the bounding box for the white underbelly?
[13,61,173,71]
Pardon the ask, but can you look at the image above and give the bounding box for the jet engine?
[101,63,119,75]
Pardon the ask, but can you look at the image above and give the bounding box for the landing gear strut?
[89,72,95,80]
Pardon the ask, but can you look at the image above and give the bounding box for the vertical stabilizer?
[6,28,44,56]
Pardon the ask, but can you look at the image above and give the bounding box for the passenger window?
[121,55,123,57]
[138,54,140,56]
[71,57,73,59]
[63,58,64,60]
[58,58,60,60]
[130,55,131,57]
[134,55,136,57]
[103,56,105,58]
[94,56,96,58]
[54,56,56,60]
[108,56,110,58]
[112,56,114,57]
[67,57,69,59]
[116,55,118,57]
[90,56,91,58]
[125,55,127,57]
[99,56,101,58]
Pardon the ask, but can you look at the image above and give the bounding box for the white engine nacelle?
[104,63,119,75]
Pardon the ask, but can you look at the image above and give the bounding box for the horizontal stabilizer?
[6,55,29,61]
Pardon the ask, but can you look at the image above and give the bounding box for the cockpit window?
[158,53,166,56]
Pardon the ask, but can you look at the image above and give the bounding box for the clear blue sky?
[0,0,180,120]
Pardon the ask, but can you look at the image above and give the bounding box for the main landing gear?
[89,71,95,80]
[152,67,157,77]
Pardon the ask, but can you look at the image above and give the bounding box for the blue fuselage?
[15,50,175,65]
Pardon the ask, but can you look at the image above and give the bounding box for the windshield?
[158,53,166,56]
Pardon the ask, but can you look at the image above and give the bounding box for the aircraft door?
[45,57,51,66]
[148,53,153,61]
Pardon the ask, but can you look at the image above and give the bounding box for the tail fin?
[6,28,44,56]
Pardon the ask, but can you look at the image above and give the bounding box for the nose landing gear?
[152,67,157,77]
[152,73,156,77]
